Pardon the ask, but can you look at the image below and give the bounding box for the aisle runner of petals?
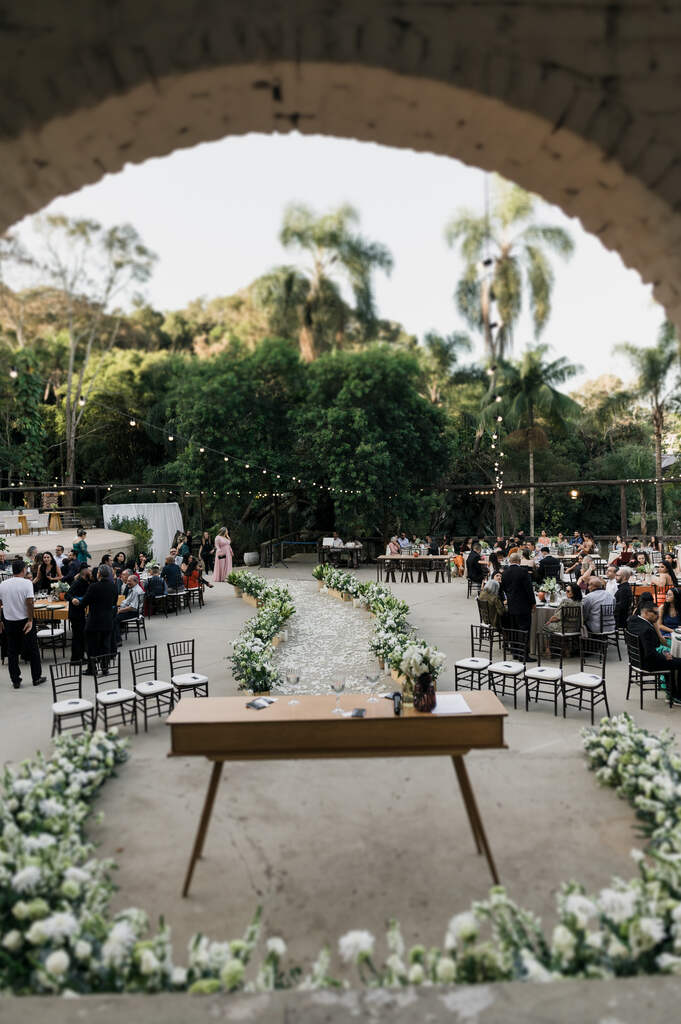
[273,581,383,694]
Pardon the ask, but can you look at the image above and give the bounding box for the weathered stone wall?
[1,2,681,321]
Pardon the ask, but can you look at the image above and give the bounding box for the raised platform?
[3,527,135,564]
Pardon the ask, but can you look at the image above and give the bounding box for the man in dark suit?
[466,543,488,586]
[614,566,634,628]
[535,548,561,586]
[627,605,681,701]
[66,565,91,664]
[72,564,117,673]
[500,552,536,654]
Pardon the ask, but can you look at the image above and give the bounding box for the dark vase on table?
[413,672,436,713]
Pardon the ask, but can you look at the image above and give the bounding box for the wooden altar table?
[167,692,507,897]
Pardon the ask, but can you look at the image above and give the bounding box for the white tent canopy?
[102,502,183,562]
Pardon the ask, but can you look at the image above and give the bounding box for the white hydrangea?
[564,894,596,928]
[24,833,57,852]
[598,887,638,924]
[12,865,42,893]
[435,956,456,984]
[139,948,161,975]
[172,965,188,987]
[445,911,478,948]
[39,798,66,818]
[407,963,425,984]
[266,937,287,958]
[551,924,576,961]
[638,917,666,949]
[64,867,90,884]
[74,940,92,961]
[101,920,137,967]
[338,930,375,963]
[2,930,23,952]
[520,950,553,982]
[45,950,70,976]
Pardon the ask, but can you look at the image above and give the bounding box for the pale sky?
[25,132,664,389]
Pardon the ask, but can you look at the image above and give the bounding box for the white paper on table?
[432,693,472,715]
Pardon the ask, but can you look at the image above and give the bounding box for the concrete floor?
[2,559,676,968]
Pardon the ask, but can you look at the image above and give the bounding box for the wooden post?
[620,484,627,538]
[494,488,502,537]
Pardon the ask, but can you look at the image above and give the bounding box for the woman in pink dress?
[213,527,233,582]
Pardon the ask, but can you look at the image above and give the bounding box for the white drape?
[102,502,183,562]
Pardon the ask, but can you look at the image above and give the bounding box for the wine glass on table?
[285,671,300,705]
[366,672,380,702]
[330,678,345,714]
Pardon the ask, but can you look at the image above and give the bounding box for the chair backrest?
[476,597,491,625]
[168,639,194,675]
[92,652,121,692]
[598,602,616,635]
[35,607,59,633]
[580,637,607,679]
[624,629,643,669]
[502,627,529,663]
[651,550,663,564]
[559,604,582,633]
[129,644,157,684]
[50,662,82,701]
[541,564,560,581]
[470,624,494,660]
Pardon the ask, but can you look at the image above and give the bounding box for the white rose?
[564,894,596,929]
[266,937,287,958]
[408,963,425,984]
[74,940,92,961]
[139,948,161,975]
[26,920,50,945]
[338,930,375,963]
[435,956,456,984]
[12,866,42,893]
[45,949,70,976]
[551,924,576,960]
[445,911,478,948]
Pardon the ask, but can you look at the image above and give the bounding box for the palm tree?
[421,329,472,404]
[278,203,393,362]
[486,344,582,536]
[615,321,679,537]
[444,176,575,363]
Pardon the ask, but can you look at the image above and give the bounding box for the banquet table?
[33,599,69,621]
[376,555,451,582]
[529,603,563,654]
[320,544,363,569]
[168,691,506,896]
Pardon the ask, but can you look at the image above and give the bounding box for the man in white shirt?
[582,577,616,634]
[54,545,66,570]
[604,565,619,598]
[117,574,145,622]
[0,558,46,689]
[331,532,343,548]
[398,532,410,549]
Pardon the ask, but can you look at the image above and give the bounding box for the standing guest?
[29,551,42,582]
[33,551,61,592]
[161,555,184,591]
[66,565,91,664]
[72,565,117,674]
[25,545,38,563]
[500,551,536,644]
[199,531,215,573]
[73,529,90,565]
[627,604,681,702]
[61,550,80,584]
[488,550,503,576]
[185,530,193,555]
[54,545,66,570]
[535,548,561,585]
[213,527,233,582]
[178,534,191,560]
[582,577,616,635]
[604,565,619,598]
[117,574,145,623]
[0,558,46,688]
[614,567,634,628]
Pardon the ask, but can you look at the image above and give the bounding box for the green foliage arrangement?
[107,515,153,557]
[228,571,295,693]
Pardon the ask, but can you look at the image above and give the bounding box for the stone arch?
[2,3,681,323]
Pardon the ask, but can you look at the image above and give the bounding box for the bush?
[108,514,153,556]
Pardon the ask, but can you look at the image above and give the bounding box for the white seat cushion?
[53,698,93,715]
[135,679,172,696]
[525,666,562,682]
[38,627,65,638]
[172,673,208,687]
[488,660,525,676]
[96,687,136,705]
[563,672,603,688]
[455,657,490,670]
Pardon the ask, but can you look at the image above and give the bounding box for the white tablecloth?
[671,633,681,659]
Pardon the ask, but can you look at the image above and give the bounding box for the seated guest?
[582,577,615,634]
[627,604,681,701]
[170,546,183,567]
[162,555,184,590]
[477,578,507,629]
[556,532,565,546]
[543,582,583,634]
[616,541,633,565]
[604,565,619,597]
[386,536,400,555]
[112,551,128,573]
[488,550,503,576]
[577,555,595,591]
[659,558,679,589]
[33,551,61,591]
[398,532,410,549]
[535,548,561,585]
[331,531,343,548]
[614,567,634,628]
[425,535,438,556]
[54,545,66,570]
[182,555,201,588]
[117,574,145,622]
[659,587,681,636]
[571,530,583,547]
[518,547,537,572]
[466,542,488,585]
[145,565,167,598]
[116,569,131,596]
[536,529,551,548]
[135,552,149,574]
[613,535,624,552]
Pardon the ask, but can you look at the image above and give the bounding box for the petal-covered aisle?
[273,580,382,694]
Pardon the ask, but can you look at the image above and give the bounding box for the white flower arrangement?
[229,573,295,693]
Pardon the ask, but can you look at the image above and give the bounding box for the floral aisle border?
[226,571,295,693]
[5,717,681,993]
[311,563,445,697]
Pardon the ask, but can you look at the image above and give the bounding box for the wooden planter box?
[341,592,352,602]
[242,593,261,608]
[232,587,243,598]
[317,580,324,590]
[271,635,281,648]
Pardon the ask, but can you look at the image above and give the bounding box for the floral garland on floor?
[312,563,445,693]
[226,570,295,693]
[5,715,681,994]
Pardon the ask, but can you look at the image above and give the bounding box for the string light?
[9,368,18,379]
[129,418,136,427]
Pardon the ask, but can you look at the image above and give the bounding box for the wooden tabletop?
[167,691,506,761]
[377,554,449,560]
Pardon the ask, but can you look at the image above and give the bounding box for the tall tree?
[444,176,574,363]
[486,344,582,536]
[615,321,679,537]
[420,330,472,404]
[2,215,157,493]
[278,203,393,362]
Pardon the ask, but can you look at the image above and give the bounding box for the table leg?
[452,755,500,885]
[182,761,224,897]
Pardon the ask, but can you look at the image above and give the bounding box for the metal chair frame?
[35,607,67,664]
[129,644,174,732]
[562,637,610,724]
[92,652,138,732]
[50,662,94,736]
[624,629,668,709]
[486,628,529,709]
[168,639,209,698]
[454,625,494,691]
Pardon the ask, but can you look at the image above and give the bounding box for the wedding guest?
[0,558,46,688]
[161,555,184,590]
[543,582,583,635]
[145,565,167,599]
[54,545,66,570]
[113,551,128,573]
[477,578,507,628]
[614,567,634,628]
[627,604,681,702]
[535,548,561,585]
[398,532,410,549]
[536,529,551,548]
[66,565,91,664]
[582,577,615,634]
[178,534,190,560]
[33,551,61,592]
[71,564,117,675]
[466,542,487,586]
[116,569,131,597]
[577,555,595,591]
[135,552,149,574]
[500,552,536,642]
[386,536,400,555]
[213,527,233,582]
[604,565,619,597]
[659,588,681,636]
[117,574,145,622]
[199,531,215,573]
[73,528,90,565]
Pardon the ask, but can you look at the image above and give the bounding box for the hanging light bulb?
[495,395,502,403]
[129,418,136,427]
[168,435,174,441]
[78,396,85,407]
[497,415,503,422]
[9,368,18,379]
[224,456,229,462]
[199,447,205,453]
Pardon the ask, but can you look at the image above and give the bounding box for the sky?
[23,131,665,389]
